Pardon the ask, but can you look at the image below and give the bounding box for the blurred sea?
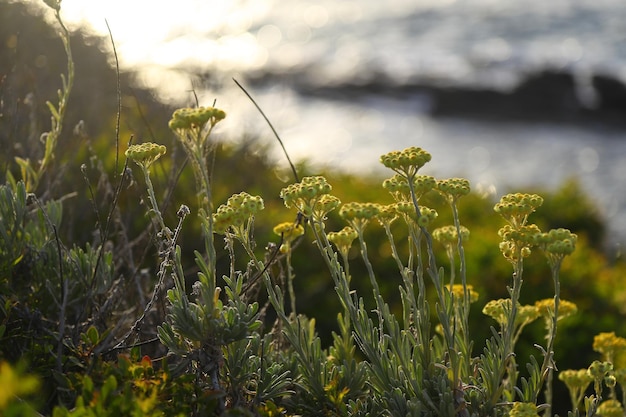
[63,0,626,243]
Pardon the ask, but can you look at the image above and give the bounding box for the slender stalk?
[537,260,563,415]
[450,201,471,378]
[104,19,121,179]
[383,224,418,319]
[286,250,297,316]
[406,176,458,381]
[355,228,386,345]
[491,256,524,406]
[140,165,168,233]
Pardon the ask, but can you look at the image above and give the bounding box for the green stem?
[406,175,458,381]
[383,224,418,323]
[356,228,386,346]
[538,260,563,415]
[493,256,524,405]
[406,220,431,365]
[451,201,471,379]
[140,165,168,234]
[286,250,297,316]
[188,137,216,291]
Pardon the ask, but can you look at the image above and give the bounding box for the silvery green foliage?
[222,333,293,408]
[157,246,262,358]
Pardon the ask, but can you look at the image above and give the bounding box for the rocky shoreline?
[248,70,626,128]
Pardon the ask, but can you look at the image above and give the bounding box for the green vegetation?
[3,2,626,416]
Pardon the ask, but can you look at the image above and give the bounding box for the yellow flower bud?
[535,299,577,322]
[494,193,543,227]
[559,369,593,391]
[433,225,470,246]
[327,226,358,256]
[380,147,431,177]
[444,284,479,303]
[436,178,471,202]
[125,142,167,170]
[273,222,305,252]
[212,192,264,234]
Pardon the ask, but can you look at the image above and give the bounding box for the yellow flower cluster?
[593,332,626,363]
[380,146,431,178]
[494,193,543,227]
[482,299,540,327]
[273,222,305,239]
[436,178,471,202]
[433,225,470,246]
[273,222,305,253]
[125,142,167,170]
[168,106,226,131]
[382,174,436,201]
[496,210,577,264]
[497,224,541,262]
[339,202,380,231]
[534,298,578,322]
[483,298,577,329]
[444,284,479,303]
[374,203,398,226]
[280,176,333,218]
[312,195,341,221]
[327,226,359,256]
[498,224,542,246]
[394,202,438,227]
[167,107,226,209]
[559,369,593,391]
[597,399,624,417]
[339,202,380,221]
[213,192,264,235]
[509,402,540,417]
[536,228,578,256]
[559,368,594,412]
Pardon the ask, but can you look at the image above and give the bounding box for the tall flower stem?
[169,107,226,290]
[139,165,168,234]
[407,176,459,383]
[537,261,563,415]
[450,202,471,354]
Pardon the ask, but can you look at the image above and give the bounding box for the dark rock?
[593,74,626,113]
[428,71,581,121]
[242,65,626,127]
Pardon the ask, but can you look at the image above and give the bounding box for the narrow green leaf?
[46,100,60,120]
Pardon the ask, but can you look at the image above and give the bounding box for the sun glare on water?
[59,0,279,97]
[56,0,340,103]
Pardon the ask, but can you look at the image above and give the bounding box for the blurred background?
[4,2,626,412]
[15,0,626,247]
[51,0,626,245]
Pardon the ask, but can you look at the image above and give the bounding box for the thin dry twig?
[233,78,299,183]
[105,19,121,179]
